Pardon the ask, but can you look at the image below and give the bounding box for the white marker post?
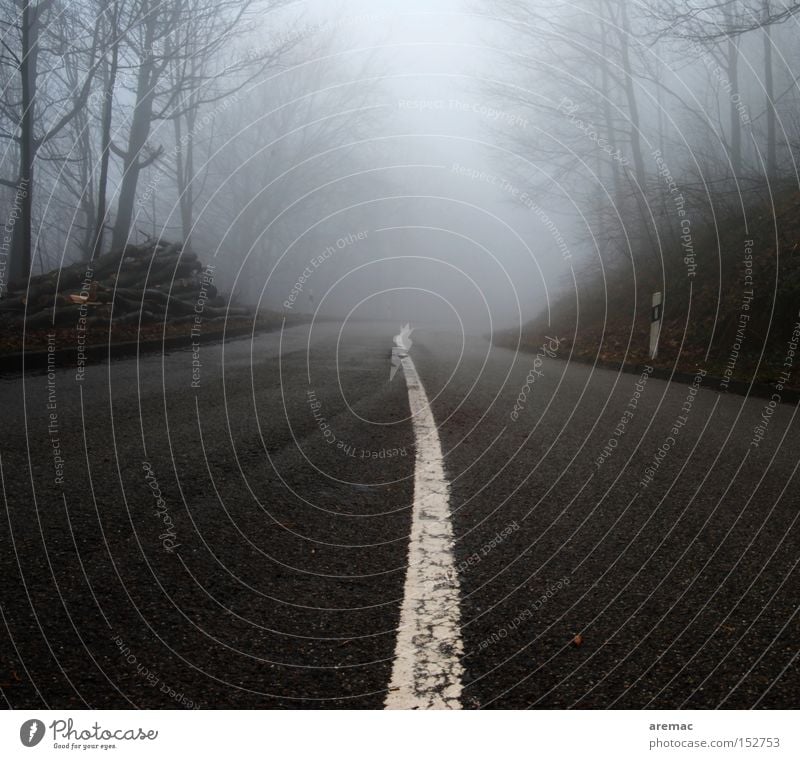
[650,292,662,359]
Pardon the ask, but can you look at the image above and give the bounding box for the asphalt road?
[0,321,797,709]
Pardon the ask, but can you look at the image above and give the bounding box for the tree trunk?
[110,1,157,252]
[724,4,742,178]
[617,0,647,192]
[91,29,119,261]
[763,2,776,179]
[10,1,38,285]
[110,77,155,250]
[172,106,195,252]
[615,0,658,262]
[599,18,622,206]
[181,107,196,251]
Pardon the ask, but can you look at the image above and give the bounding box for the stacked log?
[0,241,249,333]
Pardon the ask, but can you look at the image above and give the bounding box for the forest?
[484,0,800,387]
[1,1,799,386]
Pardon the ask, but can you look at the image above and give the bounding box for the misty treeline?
[482,0,800,280]
[0,0,378,302]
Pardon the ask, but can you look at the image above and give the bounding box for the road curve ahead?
[0,321,797,709]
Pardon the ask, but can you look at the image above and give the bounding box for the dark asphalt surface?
[0,321,797,709]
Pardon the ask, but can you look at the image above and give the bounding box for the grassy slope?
[495,191,800,391]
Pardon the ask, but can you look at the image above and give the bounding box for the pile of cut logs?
[0,241,248,331]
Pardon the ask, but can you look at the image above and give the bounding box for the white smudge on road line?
[385,347,464,710]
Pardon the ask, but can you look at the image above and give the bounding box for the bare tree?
[162,0,297,251]
[90,0,128,260]
[0,0,101,283]
[644,0,800,180]
[108,0,291,252]
[476,0,660,262]
[194,37,385,303]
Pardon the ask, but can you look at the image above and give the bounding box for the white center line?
[385,348,464,710]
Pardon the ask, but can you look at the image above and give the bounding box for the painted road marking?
[385,348,464,710]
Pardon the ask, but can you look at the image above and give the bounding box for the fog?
[225,0,554,332]
[3,0,799,335]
